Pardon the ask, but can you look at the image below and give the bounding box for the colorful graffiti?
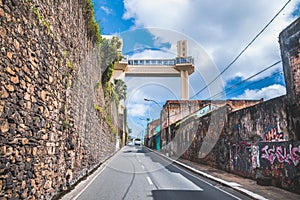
[260,143,300,166]
[230,142,257,177]
[263,125,284,142]
[259,141,300,179]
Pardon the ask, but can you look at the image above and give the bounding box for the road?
[70,146,251,200]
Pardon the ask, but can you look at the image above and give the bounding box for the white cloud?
[125,77,181,103]
[101,6,113,15]
[127,103,149,117]
[123,0,300,83]
[130,49,175,59]
[120,0,297,135]
[234,84,286,100]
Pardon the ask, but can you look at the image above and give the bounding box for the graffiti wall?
[155,96,299,193]
[170,106,228,168]
[230,142,258,178]
[263,124,285,142]
[259,141,300,179]
[228,96,288,143]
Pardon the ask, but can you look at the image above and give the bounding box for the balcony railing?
[126,56,194,66]
[175,57,194,65]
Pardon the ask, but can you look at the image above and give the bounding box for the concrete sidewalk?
[175,158,300,200]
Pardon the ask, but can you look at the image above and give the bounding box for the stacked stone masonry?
[0,0,118,199]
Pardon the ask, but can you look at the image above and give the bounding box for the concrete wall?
[160,99,262,149]
[280,17,300,141]
[0,1,118,199]
[160,96,299,193]
[227,96,289,178]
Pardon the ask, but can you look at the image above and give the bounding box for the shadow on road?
[151,190,205,200]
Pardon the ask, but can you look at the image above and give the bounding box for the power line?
[165,61,284,118]
[226,71,283,98]
[211,71,284,100]
[207,60,282,100]
[190,0,292,99]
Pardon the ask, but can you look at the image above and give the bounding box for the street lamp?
[139,118,150,145]
[139,117,150,122]
[144,98,161,107]
[144,98,170,149]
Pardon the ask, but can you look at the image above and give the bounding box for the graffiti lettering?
[230,142,256,177]
[263,126,284,142]
[261,144,300,166]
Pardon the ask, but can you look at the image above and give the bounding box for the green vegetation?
[29,3,50,32]
[99,36,126,108]
[26,0,126,138]
[27,0,101,45]
[83,0,102,46]
[113,79,127,101]
[95,81,101,89]
[62,50,68,58]
[94,104,103,115]
[65,79,71,89]
[62,119,71,129]
[94,104,118,135]
[100,36,122,86]
[66,60,74,69]
[97,36,127,138]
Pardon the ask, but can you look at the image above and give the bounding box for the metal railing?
[175,57,194,65]
[126,56,194,66]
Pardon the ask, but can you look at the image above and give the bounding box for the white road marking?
[147,176,153,185]
[72,151,121,200]
[146,148,244,200]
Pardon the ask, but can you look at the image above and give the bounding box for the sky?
[93,0,300,138]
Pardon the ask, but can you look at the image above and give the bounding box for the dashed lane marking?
[147,176,153,185]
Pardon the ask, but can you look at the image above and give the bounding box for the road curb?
[59,149,121,200]
[146,147,268,200]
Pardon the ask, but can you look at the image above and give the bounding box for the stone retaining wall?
[0,0,117,199]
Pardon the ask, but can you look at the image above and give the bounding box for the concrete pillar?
[180,70,189,100]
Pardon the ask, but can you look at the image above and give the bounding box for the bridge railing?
[128,59,175,66]
[175,57,194,65]
[127,56,194,66]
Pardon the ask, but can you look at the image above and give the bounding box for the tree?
[113,79,127,101]
[100,36,122,86]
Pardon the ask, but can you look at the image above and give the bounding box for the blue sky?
[93,0,134,34]
[93,0,300,138]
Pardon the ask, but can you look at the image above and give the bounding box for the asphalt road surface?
[73,146,251,200]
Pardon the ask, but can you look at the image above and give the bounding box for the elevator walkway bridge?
[114,56,194,100]
[115,57,194,77]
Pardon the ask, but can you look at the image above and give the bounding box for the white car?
[134,139,142,146]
